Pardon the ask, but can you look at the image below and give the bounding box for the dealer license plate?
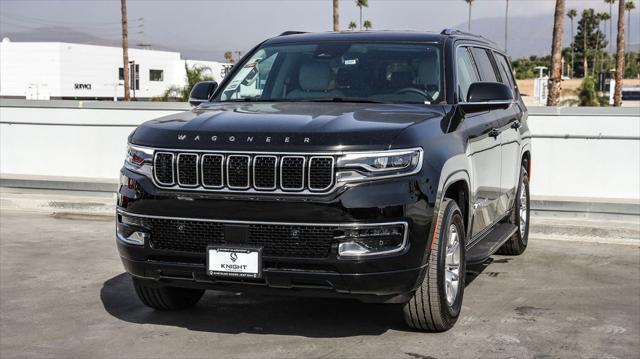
[207,247,262,279]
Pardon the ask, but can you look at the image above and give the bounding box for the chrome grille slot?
[154,152,174,185]
[253,155,277,190]
[308,156,334,191]
[177,153,199,187]
[280,156,305,191]
[227,155,250,189]
[201,154,224,188]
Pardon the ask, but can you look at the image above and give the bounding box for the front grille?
[142,217,339,258]
[308,157,334,191]
[201,154,223,188]
[153,151,336,193]
[253,156,277,190]
[177,154,198,186]
[145,217,225,252]
[280,156,305,190]
[248,224,336,257]
[154,153,174,185]
[227,155,250,189]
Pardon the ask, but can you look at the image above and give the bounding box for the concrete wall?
[1,99,639,202]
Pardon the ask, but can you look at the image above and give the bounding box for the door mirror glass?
[464,82,513,106]
[189,81,218,106]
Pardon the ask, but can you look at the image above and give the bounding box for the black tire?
[132,277,205,310]
[497,165,530,255]
[403,198,466,332]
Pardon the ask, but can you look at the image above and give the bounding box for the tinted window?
[456,47,479,102]
[494,53,517,90]
[470,48,498,82]
[216,43,444,104]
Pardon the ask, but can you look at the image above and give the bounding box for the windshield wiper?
[220,97,288,103]
[293,97,384,104]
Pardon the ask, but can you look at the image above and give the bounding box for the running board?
[466,223,518,263]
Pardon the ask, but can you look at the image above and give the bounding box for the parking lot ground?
[1,210,639,359]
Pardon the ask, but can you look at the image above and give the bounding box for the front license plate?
[207,247,262,279]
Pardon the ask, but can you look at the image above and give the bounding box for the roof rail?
[279,31,307,36]
[440,28,498,46]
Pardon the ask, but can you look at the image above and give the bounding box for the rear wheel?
[497,165,530,255]
[403,198,466,332]
[132,277,205,310]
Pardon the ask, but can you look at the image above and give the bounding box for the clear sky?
[0,0,635,60]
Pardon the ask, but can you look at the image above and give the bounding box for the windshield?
[216,42,444,104]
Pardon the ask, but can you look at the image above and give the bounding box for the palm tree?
[355,0,368,30]
[224,51,235,64]
[625,1,636,51]
[605,0,616,53]
[547,0,566,106]
[504,0,509,51]
[596,12,610,72]
[464,0,475,31]
[348,21,357,31]
[363,20,373,30]
[614,0,626,106]
[333,0,339,32]
[567,8,578,77]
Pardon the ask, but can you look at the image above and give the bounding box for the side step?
[466,223,518,263]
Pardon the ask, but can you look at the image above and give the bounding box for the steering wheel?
[394,87,429,98]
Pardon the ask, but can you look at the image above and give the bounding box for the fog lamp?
[337,224,407,258]
[116,215,148,246]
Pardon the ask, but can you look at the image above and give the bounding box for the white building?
[0,38,231,101]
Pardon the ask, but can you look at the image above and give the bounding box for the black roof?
[265,30,497,47]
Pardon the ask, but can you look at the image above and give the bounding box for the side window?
[494,53,517,91]
[470,48,498,82]
[456,47,479,102]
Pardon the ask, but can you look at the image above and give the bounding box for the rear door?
[457,46,503,238]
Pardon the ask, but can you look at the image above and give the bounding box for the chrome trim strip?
[153,152,175,186]
[280,155,305,191]
[176,153,200,188]
[308,156,335,192]
[200,154,225,189]
[117,208,407,228]
[226,154,251,190]
[253,155,278,191]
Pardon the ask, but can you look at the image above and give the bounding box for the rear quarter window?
[494,52,517,91]
[470,47,498,83]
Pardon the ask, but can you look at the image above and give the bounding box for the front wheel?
[403,198,466,332]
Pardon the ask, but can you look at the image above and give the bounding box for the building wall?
[0,41,229,100]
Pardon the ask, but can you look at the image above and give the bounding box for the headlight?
[336,148,423,183]
[124,144,154,177]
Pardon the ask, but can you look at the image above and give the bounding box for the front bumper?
[117,167,436,303]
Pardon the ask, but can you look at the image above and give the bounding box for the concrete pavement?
[0,211,639,358]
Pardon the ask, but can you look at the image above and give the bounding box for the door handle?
[489,128,501,138]
[511,121,521,130]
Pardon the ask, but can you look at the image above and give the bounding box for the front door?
[456,46,503,238]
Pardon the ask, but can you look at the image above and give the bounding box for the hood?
[130,102,446,151]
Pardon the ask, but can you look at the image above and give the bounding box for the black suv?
[117,30,531,331]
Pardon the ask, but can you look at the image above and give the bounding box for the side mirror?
[188,81,218,106]
[462,82,513,109]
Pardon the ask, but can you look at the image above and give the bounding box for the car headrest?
[417,54,439,86]
[336,67,362,88]
[299,62,332,91]
[390,71,413,88]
